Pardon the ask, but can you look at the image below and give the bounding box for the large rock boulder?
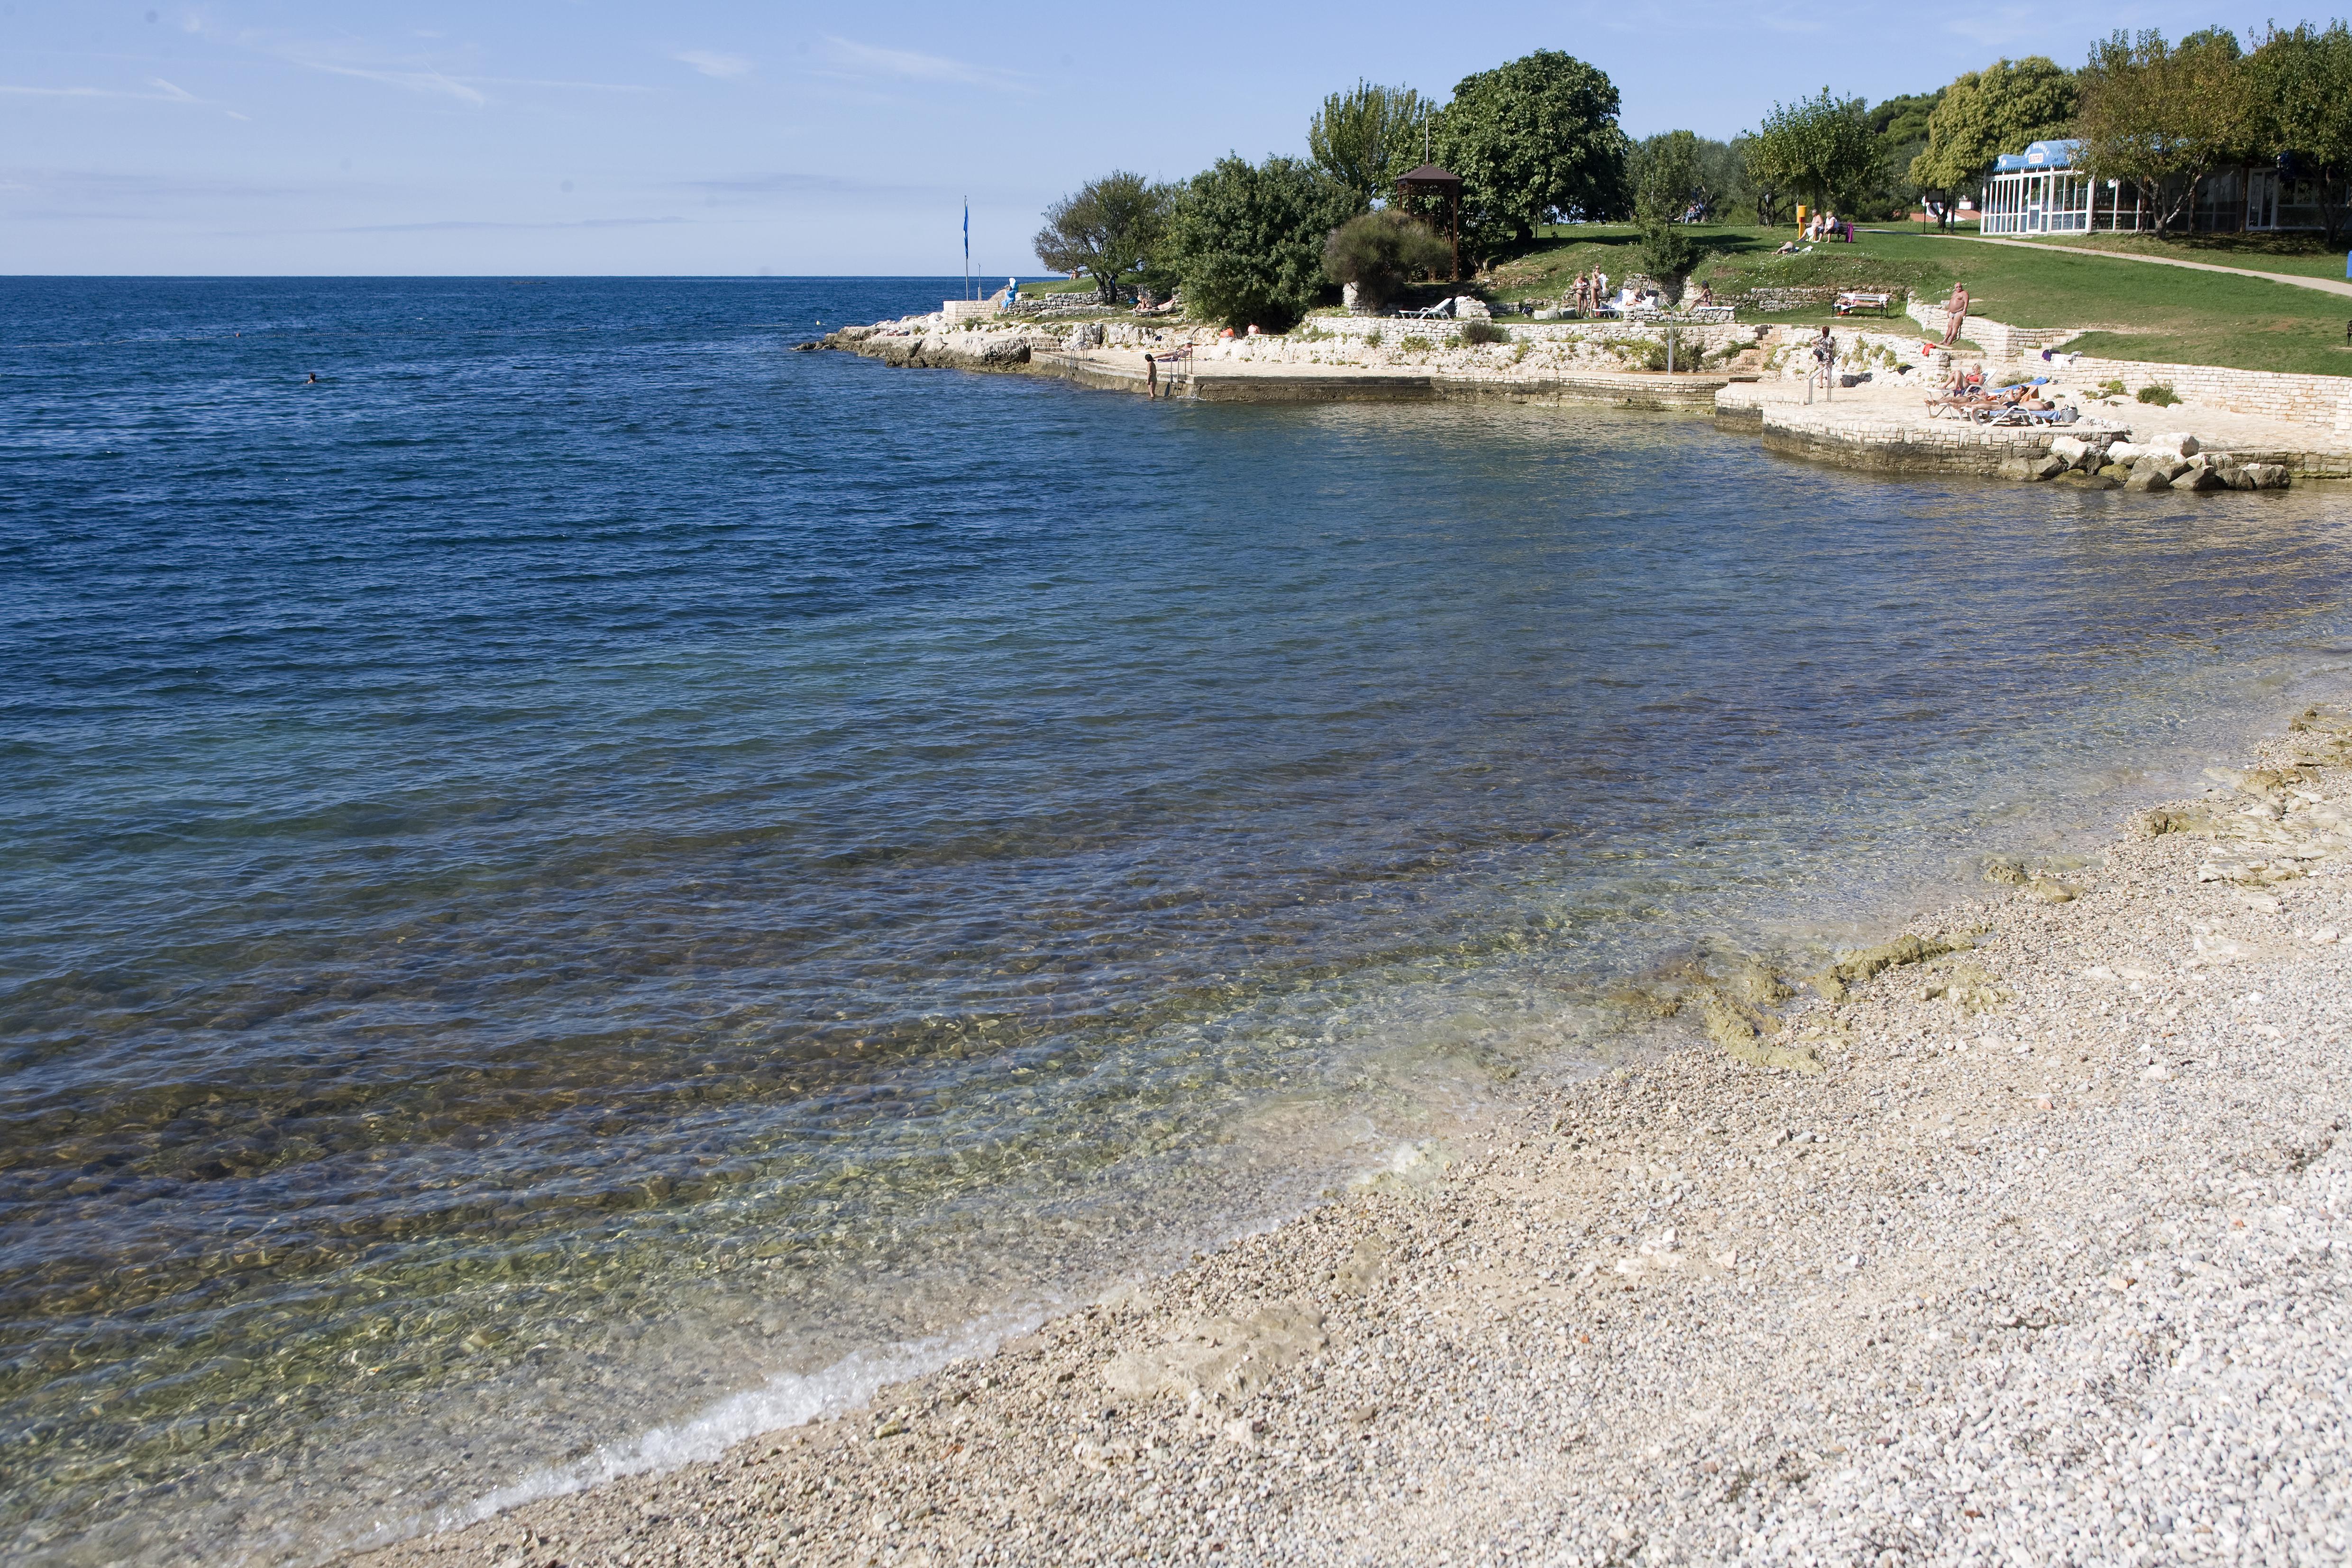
[2049,435,2099,470]
[936,334,1031,369]
[2123,467,2174,492]
[2150,430,2201,457]
[2241,462,2293,489]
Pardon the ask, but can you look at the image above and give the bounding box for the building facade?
[1980,139,2327,235]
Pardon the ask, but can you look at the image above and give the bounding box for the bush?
[1322,210,1453,312]
[1630,218,1698,294]
[1364,328,1383,347]
[1398,334,1434,352]
[1457,318,1508,346]
[2096,377,2128,398]
[1160,155,1354,331]
[2136,383,2180,406]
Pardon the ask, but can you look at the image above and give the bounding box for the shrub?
[2136,383,2180,406]
[1398,334,1434,352]
[1510,340,1530,364]
[1604,335,1673,371]
[1161,154,1354,331]
[1364,328,1383,348]
[1322,210,1453,313]
[2096,377,2128,398]
[1458,318,1508,346]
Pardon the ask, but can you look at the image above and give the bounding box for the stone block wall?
[2050,358,2352,431]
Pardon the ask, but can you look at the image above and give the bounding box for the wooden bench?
[1834,292,1894,317]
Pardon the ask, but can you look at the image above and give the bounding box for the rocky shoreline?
[360,703,2352,1568]
[806,312,2350,483]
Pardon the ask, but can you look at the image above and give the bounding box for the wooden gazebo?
[1395,163,1462,282]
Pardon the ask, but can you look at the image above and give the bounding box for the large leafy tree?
[1033,171,1177,303]
[1308,81,1433,212]
[2076,28,2256,232]
[1428,51,1630,251]
[1868,88,1943,219]
[1160,154,1353,330]
[1628,130,1705,290]
[2249,21,2352,244]
[1906,58,2076,228]
[1728,132,1788,224]
[1745,88,1882,219]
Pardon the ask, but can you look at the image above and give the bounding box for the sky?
[0,0,2279,275]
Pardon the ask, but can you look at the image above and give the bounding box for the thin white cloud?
[147,76,199,101]
[676,50,753,79]
[297,58,487,105]
[0,83,208,102]
[223,28,491,105]
[817,36,1028,92]
[1946,7,2046,47]
[466,76,654,92]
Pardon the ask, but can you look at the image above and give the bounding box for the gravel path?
[362,709,2352,1568]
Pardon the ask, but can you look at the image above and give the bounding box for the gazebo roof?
[1396,163,1461,186]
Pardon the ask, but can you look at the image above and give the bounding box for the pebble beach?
[363,703,2352,1568]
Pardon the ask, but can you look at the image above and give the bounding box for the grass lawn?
[1988,229,2352,283]
[1483,224,2352,376]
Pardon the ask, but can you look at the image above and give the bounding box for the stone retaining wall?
[2050,358,2352,433]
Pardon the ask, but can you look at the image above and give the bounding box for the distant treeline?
[1033,24,2352,328]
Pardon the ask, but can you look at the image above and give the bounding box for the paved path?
[1879,229,2352,301]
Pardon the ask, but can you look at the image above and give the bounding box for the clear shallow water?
[4,276,2350,1563]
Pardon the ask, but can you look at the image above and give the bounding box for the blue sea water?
[4,275,2350,1564]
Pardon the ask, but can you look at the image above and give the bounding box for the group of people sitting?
[1799,209,1851,243]
[1561,271,1695,317]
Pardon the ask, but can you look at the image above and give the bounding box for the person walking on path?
[1941,282,1969,346]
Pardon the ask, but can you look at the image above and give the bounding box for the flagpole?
[963,197,971,301]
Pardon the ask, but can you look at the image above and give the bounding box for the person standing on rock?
[1144,352,1158,400]
[1941,282,1969,346]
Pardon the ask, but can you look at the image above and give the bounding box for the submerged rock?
[1811,932,1967,1001]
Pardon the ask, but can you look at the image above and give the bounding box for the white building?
[1980,138,2327,235]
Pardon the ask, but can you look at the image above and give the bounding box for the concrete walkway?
[1880,229,2352,301]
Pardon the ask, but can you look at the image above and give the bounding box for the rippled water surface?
[5,276,2351,1563]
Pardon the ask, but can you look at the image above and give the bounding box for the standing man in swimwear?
[1144,352,1157,400]
[1941,282,1969,346]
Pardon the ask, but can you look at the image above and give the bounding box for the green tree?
[2076,28,2256,232]
[1868,88,1943,219]
[1160,155,1352,330]
[1728,132,1788,224]
[1628,131,1704,293]
[2249,21,2352,244]
[1746,88,1882,220]
[1691,136,1746,220]
[1428,50,1630,253]
[1033,172,1177,303]
[1308,81,1434,212]
[1322,210,1453,311]
[1906,58,2076,228]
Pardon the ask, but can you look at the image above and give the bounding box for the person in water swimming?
[305,373,320,385]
